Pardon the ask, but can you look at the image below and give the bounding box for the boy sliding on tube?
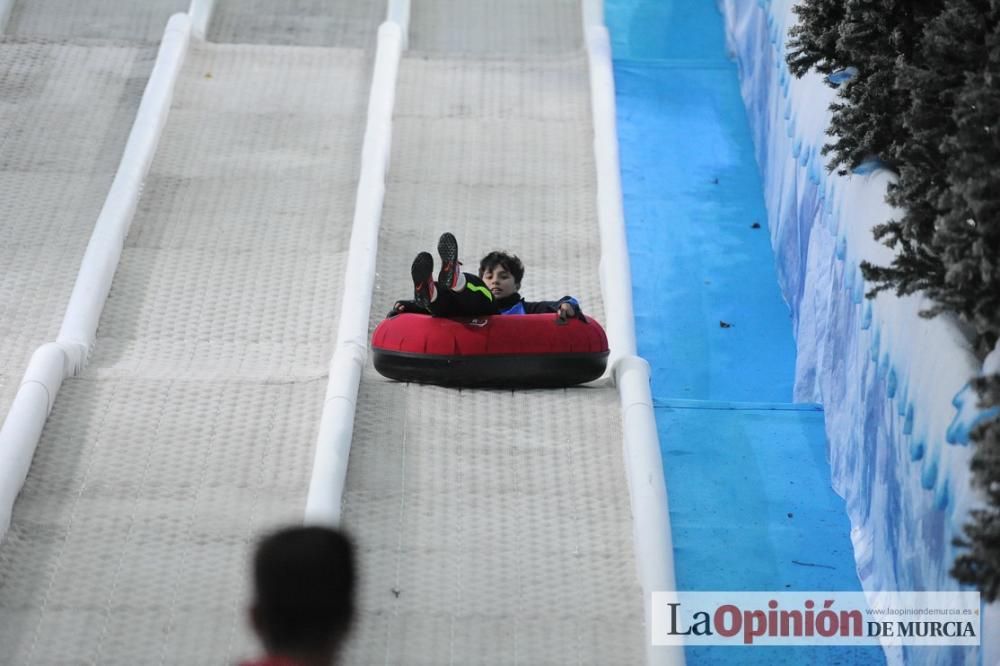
[391,232,583,321]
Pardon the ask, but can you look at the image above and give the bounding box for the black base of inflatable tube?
[372,350,609,388]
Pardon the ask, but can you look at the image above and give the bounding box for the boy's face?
[481,264,519,299]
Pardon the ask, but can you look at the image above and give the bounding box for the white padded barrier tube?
[0,0,14,33]
[58,14,191,366]
[586,29,634,367]
[583,14,685,666]
[0,344,68,537]
[386,0,410,49]
[581,0,604,35]
[304,20,403,526]
[188,0,217,39]
[0,14,191,542]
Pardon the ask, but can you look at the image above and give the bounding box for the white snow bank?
[717,1,998,663]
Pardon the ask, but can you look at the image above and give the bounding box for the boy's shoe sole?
[411,251,434,309]
[437,232,460,290]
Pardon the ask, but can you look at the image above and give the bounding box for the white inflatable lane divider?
[304,20,403,526]
[58,14,191,364]
[0,14,192,542]
[583,17,685,666]
[0,344,67,538]
[0,0,14,33]
[586,28,635,367]
[386,0,410,49]
[581,0,604,35]
[188,0,217,39]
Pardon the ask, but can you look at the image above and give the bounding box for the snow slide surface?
[338,1,647,662]
[0,7,374,663]
[3,0,187,41]
[0,39,154,427]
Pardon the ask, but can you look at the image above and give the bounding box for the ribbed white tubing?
[582,0,604,36]
[303,19,404,526]
[386,0,410,49]
[188,0,217,39]
[57,14,191,365]
[583,13,685,666]
[0,13,191,541]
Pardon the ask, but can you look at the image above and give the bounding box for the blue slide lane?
[606,1,884,662]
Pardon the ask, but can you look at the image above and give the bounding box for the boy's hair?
[251,526,356,656]
[478,250,524,285]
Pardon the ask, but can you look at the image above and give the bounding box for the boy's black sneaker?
[437,232,461,290]
[411,251,435,309]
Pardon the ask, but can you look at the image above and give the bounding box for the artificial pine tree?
[953,373,1000,602]
[830,0,943,173]
[786,0,845,76]
[952,504,1000,602]
[930,4,1000,349]
[787,0,1000,600]
[941,3,1000,601]
[862,0,991,316]
[788,0,943,174]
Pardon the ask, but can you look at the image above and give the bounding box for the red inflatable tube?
[371,313,610,388]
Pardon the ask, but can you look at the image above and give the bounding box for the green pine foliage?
[786,0,845,76]
[931,8,1000,348]
[865,1,966,287]
[786,0,1000,600]
[789,0,943,174]
[953,373,1000,601]
[830,0,938,173]
[865,0,997,340]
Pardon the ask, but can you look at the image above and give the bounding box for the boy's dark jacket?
[494,293,578,315]
[390,294,580,317]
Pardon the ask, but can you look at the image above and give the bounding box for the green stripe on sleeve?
[465,282,494,301]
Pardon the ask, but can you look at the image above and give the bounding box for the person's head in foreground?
[245,526,356,666]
